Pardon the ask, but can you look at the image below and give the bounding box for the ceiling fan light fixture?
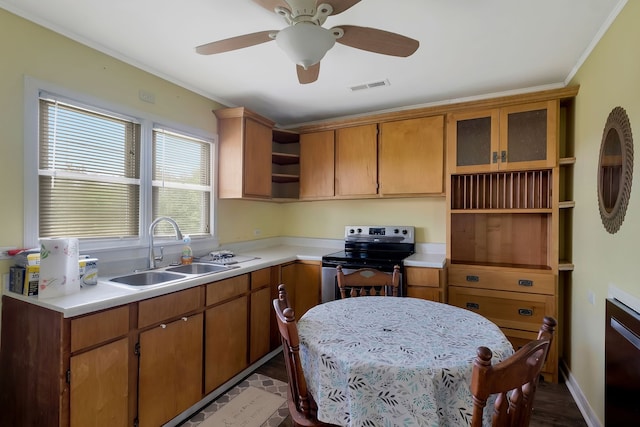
[276,23,336,70]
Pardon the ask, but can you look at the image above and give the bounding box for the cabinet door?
[335,124,378,197]
[204,296,248,393]
[405,267,445,302]
[244,117,272,198]
[138,313,203,427]
[500,100,558,170]
[447,109,500,173]
[70,338,129,427]
[281,261,321,319]
[299,130,335,199]
[250,286,272,363]
[379,116,444,195]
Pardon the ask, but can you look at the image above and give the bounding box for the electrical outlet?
[253,229,261,236]
[588,290,595,305]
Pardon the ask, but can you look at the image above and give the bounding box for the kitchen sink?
[110,271,187,286]
[165,263,231,275]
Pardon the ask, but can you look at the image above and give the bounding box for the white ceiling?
[1,0,625,127]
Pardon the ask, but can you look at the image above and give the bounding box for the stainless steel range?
[321,226,415,302]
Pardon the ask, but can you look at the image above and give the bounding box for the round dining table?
[297,296,514,427]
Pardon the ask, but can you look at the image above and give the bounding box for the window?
[26,81,215,251]
[39,97,141,238]
[152,129,211,236]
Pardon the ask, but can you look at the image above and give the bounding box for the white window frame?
[24,76,218,258]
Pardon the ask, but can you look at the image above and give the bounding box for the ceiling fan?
[195,0,419,84]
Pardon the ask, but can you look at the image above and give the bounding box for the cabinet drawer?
[71,305,129,352]
[407,286,442,302]
[139,287,202,328]
[206,274,249,306]
[448,265,555,295]
[448,286,555,332]
[405,267,443,288]
[251,268,271,290]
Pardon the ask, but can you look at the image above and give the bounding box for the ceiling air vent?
[349,79,390,92]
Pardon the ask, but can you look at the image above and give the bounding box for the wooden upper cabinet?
[299,130,335,199]
[379,115,444,195]
[447,100,558,173]
[215,107,274,199]
[335,124,378,197]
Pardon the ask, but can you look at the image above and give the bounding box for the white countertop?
[403,252,447,268]
[3,243,446,318]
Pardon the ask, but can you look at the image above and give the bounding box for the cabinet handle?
[160,323,167,329]
[492,151,498,163]
[466,275,480,282]
[466,302,480,310]
[518,279,533,287]
[501,150,507,162]
[518,308,533,316]
[182,317,188,322]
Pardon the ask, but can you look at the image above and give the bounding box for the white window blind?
[152,128,211,236]
[39,97,141,238]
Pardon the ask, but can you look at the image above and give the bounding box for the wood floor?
[255,352,588,427]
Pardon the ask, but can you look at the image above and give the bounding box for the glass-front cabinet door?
[447,109,499,173]
[448,100,558,173]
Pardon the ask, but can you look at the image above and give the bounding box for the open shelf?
[451,170,552,210]
[272,129,300,199]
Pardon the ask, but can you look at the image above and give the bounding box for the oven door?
[321,262,404,302]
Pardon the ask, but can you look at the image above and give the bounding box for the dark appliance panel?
[605,298,640,426]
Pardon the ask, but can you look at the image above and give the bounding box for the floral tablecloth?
[297,297,514,427]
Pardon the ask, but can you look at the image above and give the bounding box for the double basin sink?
[108,263,239,289]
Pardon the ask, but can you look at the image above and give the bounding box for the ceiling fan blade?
[195,31,276,55]
[252,0,290,13]
[335,25,419,57]
[297,63,320,84]
[323,0,361,15]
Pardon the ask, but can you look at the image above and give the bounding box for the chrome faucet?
[148,216,183,269]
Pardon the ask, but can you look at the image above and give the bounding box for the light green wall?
[569,1,639,423]
[0,8,222,255]
[281,198,446,242]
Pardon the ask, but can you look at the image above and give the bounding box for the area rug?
[182,373,289,427]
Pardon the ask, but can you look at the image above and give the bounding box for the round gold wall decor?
[598,106,634,234]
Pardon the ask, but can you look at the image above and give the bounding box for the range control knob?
[357,228,363,233]
[402,229,408,235]
[394,229,400,234]
[349,228,355,234]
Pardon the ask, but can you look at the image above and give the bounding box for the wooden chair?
[336,264,401,298]
[470,316,557,427]
[272,284,338,427]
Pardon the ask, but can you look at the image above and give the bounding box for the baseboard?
[560,359,602,427]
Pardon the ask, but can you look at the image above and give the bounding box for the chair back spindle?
[470,316,557,427]
[336,265,400,298]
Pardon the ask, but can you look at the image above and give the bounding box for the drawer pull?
[466,275,480,282]
[466,302,480,310]
[160,323,167,329]
[518,308,533,316]
[182,317,188,322]
[518,279,534,287]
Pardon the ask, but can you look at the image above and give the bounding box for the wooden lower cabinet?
[447,267,559,382]
[204,275,249,393]
[138,313,203,427]
[405,266,446,302]
[70,338,129,427]
[0,263,297,426]
[280,260,321,319]
[250,268,273,363]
